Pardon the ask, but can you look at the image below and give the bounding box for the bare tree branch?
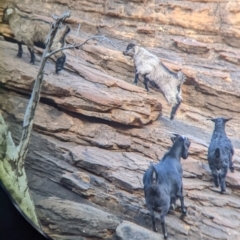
[17,11,71,172]
[46,35,118,58]
[46,35,106,58]
[98,36,118,49]
[0,10,71,230]
[74,23,81,45]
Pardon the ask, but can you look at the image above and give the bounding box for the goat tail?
[150,164,158,187]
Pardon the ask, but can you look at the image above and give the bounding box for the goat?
[2,5,70,74]
[123,43,186,120]
[143,134,191,239]
[207,117,234,193]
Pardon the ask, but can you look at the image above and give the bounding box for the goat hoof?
[16,54,22,58]
[183,208,187,215]
[170,204,176,211]
[180,212,187,220]
[164,233,168,239]
[220,190,226,194]
[230,167,234,173]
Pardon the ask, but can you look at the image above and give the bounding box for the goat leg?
[55,54,66,74]
[28,47,35,64]
[17,42,23,58]
[148,206,157,232]
[151,209,157,232]
[168,203,176,214]
[229,162,234,173]
[178,187,187,219]
[212,169,219,187]
[219,168,227,193]
[161,222,168,239]
[160,204,169,239]
[229,154,234,173]
[170,97,182,120]
[143,75,150,92]
[133,69,139,85]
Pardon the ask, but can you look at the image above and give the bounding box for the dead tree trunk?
[0,11,71,227]
[0,6,115,230]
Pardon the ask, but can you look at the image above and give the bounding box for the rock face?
[116,221,163,240]
[1,0,240,240]
[0,41,162,126]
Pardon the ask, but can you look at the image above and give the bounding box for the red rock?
[172,36,209,54]
[1,1,240,239]
[0,41,161,126]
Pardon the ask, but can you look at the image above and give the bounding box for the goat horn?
[173,133,180,137]
[223,118,232,122]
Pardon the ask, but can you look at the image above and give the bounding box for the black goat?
[207,117,234,193]
[143,134,191,239]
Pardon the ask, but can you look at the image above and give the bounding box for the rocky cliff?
[1,0,240,239]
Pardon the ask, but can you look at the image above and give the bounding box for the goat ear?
[127,42,136,50]
[223,118,232,123]
[207,118,216,122]
[182,139,190,159]
[171,133,180,143]
[173,133,180,137]
[6,8,13,15]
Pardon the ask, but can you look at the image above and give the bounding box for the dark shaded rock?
[0,181,53,240]
[116,221,162,240]
[37,197,120,239]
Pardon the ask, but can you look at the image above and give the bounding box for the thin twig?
[99,36,118,49]
[18,11,71,168]
[74,24,81,60]
[46,35,107,58]
[74,23,81,45]
[52,13,59,20]
[47,35,119,58]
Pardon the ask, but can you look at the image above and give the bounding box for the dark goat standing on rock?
[143,134,191,239]
[2,5,70,73]
[208,118,234,193]
[123,43,186,120]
